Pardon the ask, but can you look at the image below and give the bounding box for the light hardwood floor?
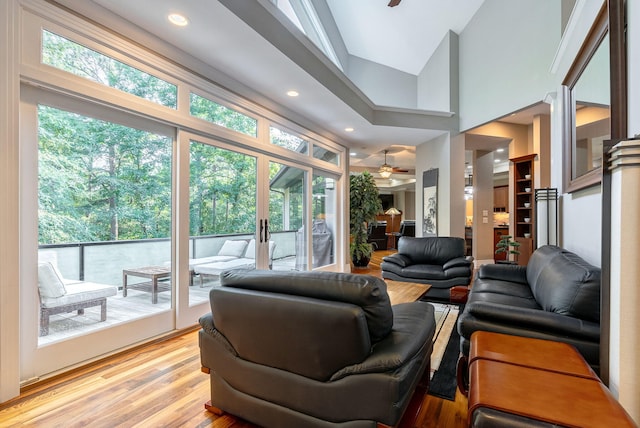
[0,250,468,428]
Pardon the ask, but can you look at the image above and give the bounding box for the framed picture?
[422,169,438,236]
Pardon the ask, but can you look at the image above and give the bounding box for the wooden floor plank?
[0,250,467,427]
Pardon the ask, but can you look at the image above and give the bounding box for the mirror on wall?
[562,5,609,193]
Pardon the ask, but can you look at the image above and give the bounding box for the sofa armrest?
[382,253,412,268]
[330,302,435,381]
[460,301,600,341]
[443,256,473,270]
[477,263,528,284]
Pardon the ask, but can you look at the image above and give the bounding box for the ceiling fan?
[388,0,401,7]
[378,150,409,178]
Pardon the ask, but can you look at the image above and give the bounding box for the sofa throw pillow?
[38,262,67,298]
[218,240,248,258]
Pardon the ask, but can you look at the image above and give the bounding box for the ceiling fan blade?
[388,0,401,7]
[392,167,409,173]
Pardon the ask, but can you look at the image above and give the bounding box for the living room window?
[41,30,177,109]
[189,92,258,137]
[270,125,309,154]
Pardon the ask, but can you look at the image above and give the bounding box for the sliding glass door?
[185,138,258,304]
[21,87,176,378]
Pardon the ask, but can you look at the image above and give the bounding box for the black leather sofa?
[366,220,387,250]
[199,269,436,427]
[457,245,601,370]
[381,236,474,300]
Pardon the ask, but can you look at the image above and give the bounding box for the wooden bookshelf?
[511,154,537,265]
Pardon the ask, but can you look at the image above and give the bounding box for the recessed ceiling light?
[497,148,505,153]
[494,159,500,163]
[345,127,354,132]
[168,13,189,27]
[286,90,299,97]
[350,152,357,156]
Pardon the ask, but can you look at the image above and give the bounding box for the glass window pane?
[311,174,335,268]
[37,105,173,344]
[190,93,257,137]
[269,162,306,271]
[313,145,339,165]
[42,30,177,109]
[188,141,257,295]
[270,126,309,155]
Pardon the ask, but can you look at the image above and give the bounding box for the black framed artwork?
[422,169,438,237]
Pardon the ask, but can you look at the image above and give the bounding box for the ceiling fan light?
[379,164,393,178]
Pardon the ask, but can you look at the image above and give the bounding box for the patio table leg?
[152,277,158,304]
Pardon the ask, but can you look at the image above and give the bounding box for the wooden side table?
[122,266,171,304]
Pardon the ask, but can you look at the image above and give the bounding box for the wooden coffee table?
[122,266,171,304]
[385,280,430,305]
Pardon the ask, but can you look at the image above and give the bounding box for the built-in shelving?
[510,154,537,265]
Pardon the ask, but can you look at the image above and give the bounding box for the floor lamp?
[385,207,401,232]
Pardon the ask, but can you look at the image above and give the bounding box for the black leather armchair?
[199,269,436,428]
[393,220,415,248]
[381,236,474,300]
[366,220,387,250]
[457,245,601,370]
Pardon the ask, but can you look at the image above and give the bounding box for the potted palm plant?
[350,171,382,267]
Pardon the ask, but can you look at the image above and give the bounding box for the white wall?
[346,55,417,108]
[459,0,561,131]
[415,133,465,238]
[417,31,457,112]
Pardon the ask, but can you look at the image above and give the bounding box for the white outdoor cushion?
[244,239,256,259]
[244,239,276,260]
[38,262,67,298]
[218,240,248,258]
[40,282,117,308]
[194,258,256,276]
[188,255,237,268]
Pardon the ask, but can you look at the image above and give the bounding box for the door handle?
[265,219,270,241]
[259,219,264,243]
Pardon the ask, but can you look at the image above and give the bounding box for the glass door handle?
[259,219,264,243]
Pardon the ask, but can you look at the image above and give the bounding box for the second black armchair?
[381,236,474,300]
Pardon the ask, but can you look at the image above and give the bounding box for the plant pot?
[352,255,370,268]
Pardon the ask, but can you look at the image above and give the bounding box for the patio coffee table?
[123,266,171,304]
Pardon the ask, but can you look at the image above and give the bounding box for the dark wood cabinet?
[510,154,537,265]
[493,186,508,211]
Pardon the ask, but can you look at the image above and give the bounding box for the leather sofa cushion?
[530,248,601,323]
[397,236,465,265]
[395,264,446,280]
[467,291,541,310]
[220,269,393,342]
[472,278,535,299]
